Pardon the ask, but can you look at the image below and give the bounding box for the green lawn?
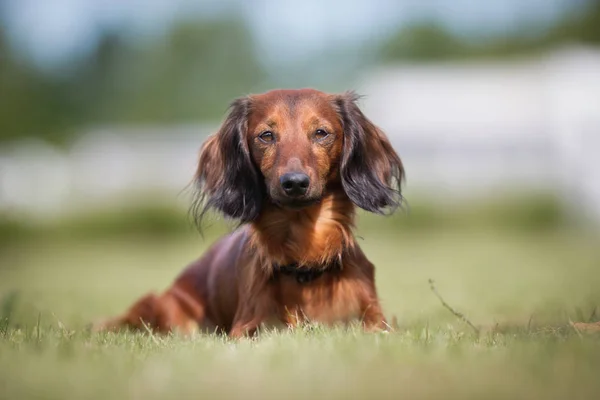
[1,224,600,399]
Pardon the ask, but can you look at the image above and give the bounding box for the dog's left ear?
[334,92,405,213]
[193,97,263,225]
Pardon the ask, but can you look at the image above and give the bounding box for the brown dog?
[94,89,404,337]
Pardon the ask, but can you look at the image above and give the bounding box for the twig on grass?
[390,315,400,330]
[568,319,584,338]
[589,306,597,323]
[381,319,394,333]
[51,312,68,332]
[0,291,18,337]
[36,312,41,342]
[428,279,480,335]
[140,319,164,346]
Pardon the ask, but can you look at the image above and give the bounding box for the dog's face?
[194,89,404,223]
[246,90,344,209]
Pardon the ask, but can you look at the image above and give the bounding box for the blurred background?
[0,0,599,329]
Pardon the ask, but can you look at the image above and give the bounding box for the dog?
[94,89,404,337]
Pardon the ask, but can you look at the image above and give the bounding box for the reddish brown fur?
[94,89,403,337]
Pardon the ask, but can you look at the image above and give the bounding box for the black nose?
[280,173,310,197]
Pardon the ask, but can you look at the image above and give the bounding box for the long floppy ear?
[335,91,405,213]
[192,97,263,225]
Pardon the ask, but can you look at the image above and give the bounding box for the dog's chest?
[273,274,362,326]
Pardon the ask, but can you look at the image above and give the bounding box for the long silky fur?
[191,98,264,229]
[335,91,405,214]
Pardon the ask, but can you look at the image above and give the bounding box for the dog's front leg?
[357,279,389,332]
[229,317,264,338]
[360,300,389,332]
[351,259,390,332]
[229,302,275,338]
[229,293,275,338]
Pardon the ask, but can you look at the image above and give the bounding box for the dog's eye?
[314,129,329,141]
[258,131,275,143]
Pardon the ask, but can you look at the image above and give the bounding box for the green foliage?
[74,19,266,124]
[0,195,569,248]
[0,205,230,247]
[0,26,75,143]
[381,0,600,62]
[548,0,600,44]
[2,2,600,143]
[360,194,567,233]
[0,214,33,243]
[0,17,266,144]
[381,22,471,62]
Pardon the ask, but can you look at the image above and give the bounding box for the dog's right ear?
[192,97,263,226]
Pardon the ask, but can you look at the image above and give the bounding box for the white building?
[1,46,599,223]
[358,46,600,221]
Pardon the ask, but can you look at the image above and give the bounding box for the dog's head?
[194,89,404,223]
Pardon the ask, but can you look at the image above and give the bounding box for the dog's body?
[95,89,404,337]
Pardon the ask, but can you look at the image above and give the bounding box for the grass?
[1,212,600,399]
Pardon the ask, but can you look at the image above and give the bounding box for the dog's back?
[172,228,249,333]
[94,228,248,334]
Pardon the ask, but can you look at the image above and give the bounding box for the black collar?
[272,260,342,284]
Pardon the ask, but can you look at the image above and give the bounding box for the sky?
[1,0,577,69]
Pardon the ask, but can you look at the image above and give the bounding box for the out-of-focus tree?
[3,1,599,144]
[380,22,470,62]
[0,25,75,143]
[380,0,600,63]
[65,30,130,124]
[0,16,266,144]
[548,0,600,44]
[69,17,266,125]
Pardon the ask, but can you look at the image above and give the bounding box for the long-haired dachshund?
[95,89,404,337]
